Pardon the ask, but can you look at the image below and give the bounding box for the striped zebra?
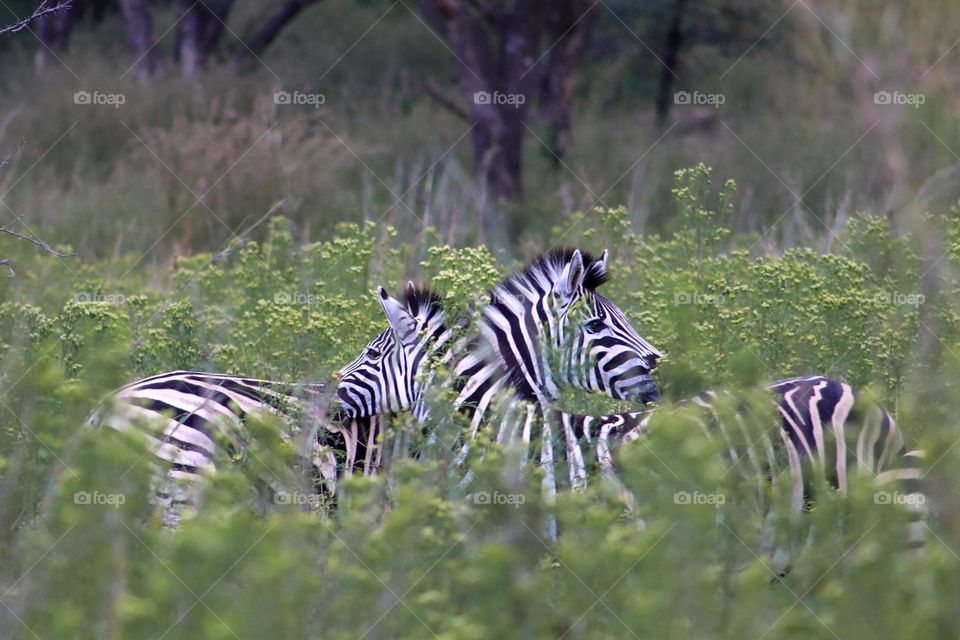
[334,249,664,485]
[552,379,923,523]
[335,254,923,558]
[334,284,455,422]
[91,384,388,528]
[336,249,663,535]
[87,285,455,527]
[336,248,662,423]
[337,273,921,506]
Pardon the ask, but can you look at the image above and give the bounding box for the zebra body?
[335,256,922,554]
[545,377,921,508]
[335,250,663,536]
[90,370,393,525]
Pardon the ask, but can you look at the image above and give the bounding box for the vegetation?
[2,0,960,256]
[1,168,960,638]
[2,0,960,637]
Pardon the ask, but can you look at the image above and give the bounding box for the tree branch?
[1,140,76,275]
[234,0,323,64]
[0,139,25,174]
[0,225,76,258]
[0,0,72,37]
[424,80,470,121]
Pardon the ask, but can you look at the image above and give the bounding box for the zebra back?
[91,371,358,524]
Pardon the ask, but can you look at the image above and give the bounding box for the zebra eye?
[366,348,381,359]
[585,319,606,333]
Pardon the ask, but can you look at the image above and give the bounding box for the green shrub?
[1,167,958,638]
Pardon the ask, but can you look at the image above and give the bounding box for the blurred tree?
[33,0,79,73]
[30,0,324,78]
[118,0,158,80]
[540,0,599,165]
[174,0,326,75]
[233,0,325,66]
[654,0,687,128]
[176,0,232,76]
[418,0,599,209]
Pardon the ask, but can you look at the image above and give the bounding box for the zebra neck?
[408,324,458,421]
[449,296,564,425]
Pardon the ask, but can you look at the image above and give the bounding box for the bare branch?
[235,0,323,64]
[0,0,72,37]
[0,225,75,258]
[0,139,26,174]
[0,141,76,275]
[424,80,470,122]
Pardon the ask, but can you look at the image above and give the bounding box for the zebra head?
[483,248,661,406]
[334,283,448,419]
[553,249,661,404]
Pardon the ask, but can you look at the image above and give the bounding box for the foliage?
[1,169,959,638]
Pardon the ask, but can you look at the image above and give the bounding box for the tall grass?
[2,0,960,261]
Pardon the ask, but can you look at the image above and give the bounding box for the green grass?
[1,168,960,637]
[4,0,960,257]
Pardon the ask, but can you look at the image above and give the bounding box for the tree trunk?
[539,0,599,165]
[419,0,543,204]
[655,0,687,129]
[118,0,158,80]
[34,0,78,74]
[234,0,323,65]
[177,0,233,76]
[473,113,525,202]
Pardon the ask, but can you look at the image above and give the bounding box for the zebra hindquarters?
[91,395,311,527]
[89,397,221,528]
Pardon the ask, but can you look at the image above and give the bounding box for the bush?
[1,166,958,638]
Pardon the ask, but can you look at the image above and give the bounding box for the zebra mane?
[499,247,609,295]
[402,284,443,318]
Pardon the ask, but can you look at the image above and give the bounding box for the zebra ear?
[558,249,586,298]
[589,249,609,285]
[406,280,418,311]
[378,286,418,343]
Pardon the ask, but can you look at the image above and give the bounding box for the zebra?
[336,248,662,424]
[334,249,664,479]
[336,274,921,506]
[335,258,924,561]
[335,248,663,536]
[86,284,457,527]
[334,284,455,423]
[89,378,360,527]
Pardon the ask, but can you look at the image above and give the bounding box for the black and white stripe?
[91,370,408,526]
[338,265,923,553]
[452,248,661,423]
[335,249,663,532]
[540,377,922,508]
[335,284,454,422]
